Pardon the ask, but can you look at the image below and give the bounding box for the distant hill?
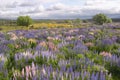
[0,14,120,23]
[0,14,120,20]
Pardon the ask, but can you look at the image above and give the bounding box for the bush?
[17,16,32,26]
[93,13,112,25]
[107,18,112,23]
[74,18,82,23]
[64,20,73,24]
[83,20,88,23]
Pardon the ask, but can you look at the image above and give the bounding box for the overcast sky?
[0,0,120,19]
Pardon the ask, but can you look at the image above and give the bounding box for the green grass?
[0,22,91,32]
[0,26,29,32]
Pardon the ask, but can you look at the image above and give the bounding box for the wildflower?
[24,33,36,38]
[100,51,112,57]
[28,38,37,43]
[85,42,94,47]
[47,36,54,41]
[39,41,47,47]
[32,62,36,76]
[47,42,58,51]
[53,71,56,78]
[25,66,29,77]
[89,32,94,35]
[15,44,20,49]
[22,68,25,77]
[101,38,114,45]
[42,68,46,75]
[19,36,24,39]
[73,41,88,53]
[66,36,74,40]
[11,34,18,40]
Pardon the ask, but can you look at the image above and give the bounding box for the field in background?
[0,19,92,32]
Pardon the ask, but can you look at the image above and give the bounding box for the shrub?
[107,18,112,23]
[17,16,32,26]
[64,20,73,24]
[74,18,82,23]
[83,20,88,23]
[93,13,112,25]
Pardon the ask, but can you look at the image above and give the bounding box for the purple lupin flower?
[73,41,88,54]
[32,76,37,80]
[101,38,114,45]
[100,71,105,80]
[81,71,85,80]
[91,72,95,80]
[72,72,75,80]
[95,72,99,80]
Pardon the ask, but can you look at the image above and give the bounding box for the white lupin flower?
[22,68,25,77]
[42,68,46,75]
[32,62,36,76]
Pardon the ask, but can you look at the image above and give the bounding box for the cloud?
[85,0,107,5]
[0,0,120,19]
[19,2,36,7]
[83,0,120,16]
[49,3,67,10]
[19,5,45,14]
[5,2,18,8]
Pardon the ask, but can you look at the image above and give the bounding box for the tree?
[93,13,112,25]
[17,16,32,26]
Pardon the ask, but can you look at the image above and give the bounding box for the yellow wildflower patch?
[31,23,72,29]
[28,38,37,43]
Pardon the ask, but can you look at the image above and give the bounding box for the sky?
[0,0,120,19]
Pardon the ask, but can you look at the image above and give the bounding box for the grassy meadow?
[0,19,120,80]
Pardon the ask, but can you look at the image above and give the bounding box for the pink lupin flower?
[32,62,36,76]
[25,66,29,78]
[100,51,112,57]
[28,65,31,71]
[26,76,29,80]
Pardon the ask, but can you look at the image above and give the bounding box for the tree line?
[16,13,112,26]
